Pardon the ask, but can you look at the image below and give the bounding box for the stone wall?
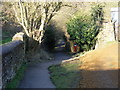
[0,40,24,88]
[95,22,116,49]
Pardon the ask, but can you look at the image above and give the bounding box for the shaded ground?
[79,42,119,88]
[18,46,71,88]
[18,41,119,88]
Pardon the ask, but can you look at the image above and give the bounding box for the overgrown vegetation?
[67,3,104,52]
[48,60,82,88]
[6,62,28,88]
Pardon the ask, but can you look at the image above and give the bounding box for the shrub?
[91,3,104,25]
[67,4,104,52]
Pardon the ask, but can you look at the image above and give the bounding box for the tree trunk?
[38,7,46,44]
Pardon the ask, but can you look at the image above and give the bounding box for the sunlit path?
[79,42,119,88]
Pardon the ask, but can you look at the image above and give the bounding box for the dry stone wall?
[95,22,116,49]
[0,40,24,88]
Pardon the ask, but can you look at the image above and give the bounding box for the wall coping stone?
[0,40,23,58]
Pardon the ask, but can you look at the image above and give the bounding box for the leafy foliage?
[67,4,104,52]
[91,3,104,25]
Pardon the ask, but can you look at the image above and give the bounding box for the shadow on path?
[18,45,71,88]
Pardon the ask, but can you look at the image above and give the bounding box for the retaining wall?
[0,40,24,88]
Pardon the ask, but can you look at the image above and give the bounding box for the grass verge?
[0,38,12,45]
[5,62,28,88]
[48,60,82,88]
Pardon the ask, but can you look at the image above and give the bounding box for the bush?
[91,3,104,25]
[67,15,96,51]
[66,4,104,52]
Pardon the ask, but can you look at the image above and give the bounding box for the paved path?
[19,49,71,88]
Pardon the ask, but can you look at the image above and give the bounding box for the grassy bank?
[0,38,12,45]
[1,31,12,45]
[48,60,82,88]
[6,62,28,88]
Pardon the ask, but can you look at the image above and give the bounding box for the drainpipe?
[113,21,116,41]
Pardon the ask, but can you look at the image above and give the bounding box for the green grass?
[0,31,12,45]
[106,41,118,44]
[5,62,28,89]
[48,60,82,88]
[0,38,12,45]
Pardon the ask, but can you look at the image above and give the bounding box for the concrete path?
[18,50,71,88]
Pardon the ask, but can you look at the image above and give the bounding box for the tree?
[12,1,62,44]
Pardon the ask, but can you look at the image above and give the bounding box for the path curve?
[19,51,71,88]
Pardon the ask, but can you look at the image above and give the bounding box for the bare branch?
[18,1,24,26]
[12,1,63,43]
[18,1,29,36]
[13,3,21,24]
